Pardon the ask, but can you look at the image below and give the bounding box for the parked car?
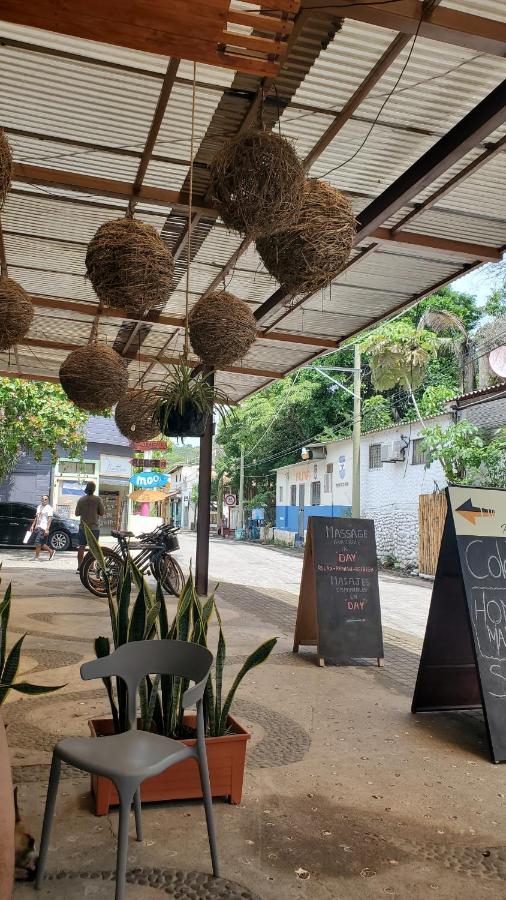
[0,502,80,551]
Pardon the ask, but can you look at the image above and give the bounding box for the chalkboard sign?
[293,516,384,667]
[412,486,506,763]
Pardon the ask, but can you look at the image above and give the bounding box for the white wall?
[274,414,450,568]
[360,416,448,568]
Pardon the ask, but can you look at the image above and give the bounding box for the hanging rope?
[183,61,197,359]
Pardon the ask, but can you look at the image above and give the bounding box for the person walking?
[75,481,104,572]
[30,495,55,561]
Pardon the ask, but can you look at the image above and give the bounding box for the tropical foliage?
[0,378,87,480]
[87,529,276,738]
[420,421,506,486]
[0,576,65,705]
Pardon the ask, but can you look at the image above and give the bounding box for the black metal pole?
[195,371,214,596]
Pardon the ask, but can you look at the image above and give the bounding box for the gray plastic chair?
[35,639,218,900]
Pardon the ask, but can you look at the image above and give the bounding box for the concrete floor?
[4,539,506,899]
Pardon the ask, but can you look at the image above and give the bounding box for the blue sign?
[62,481,86,496]
[130,471,170,489]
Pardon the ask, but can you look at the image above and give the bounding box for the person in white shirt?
[30,495,55,561]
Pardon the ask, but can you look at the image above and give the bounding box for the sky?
[453,263,501,307]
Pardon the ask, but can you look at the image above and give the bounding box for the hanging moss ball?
[85,218,174,316]
[256,178,356,297]
[189,290,257,366]
[115,389,160,441]
[209,130,305,239]
[59,344,128,412]
[0,130,12,210]
[0,276,34,350]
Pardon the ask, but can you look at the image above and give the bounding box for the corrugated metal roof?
[0,3,505,402]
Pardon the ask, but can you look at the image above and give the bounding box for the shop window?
[412,438,427,466]
[279,485,283,503]
[311,481,321,506]
[290,484,297,506]
[369,444,382,469]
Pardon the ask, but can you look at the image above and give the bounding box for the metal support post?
[238,446,245,530]
[352,344,361,518]
[195,371,214,596]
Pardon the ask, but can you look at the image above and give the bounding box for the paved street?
[176,533,432,642]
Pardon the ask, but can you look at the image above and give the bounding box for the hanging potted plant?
[84,533,276,814]
[155,363,229,439]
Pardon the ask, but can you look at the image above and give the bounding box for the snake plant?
[0,576,65,705]
[87,527,276,737]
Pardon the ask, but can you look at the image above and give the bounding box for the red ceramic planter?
[88,713,250,816]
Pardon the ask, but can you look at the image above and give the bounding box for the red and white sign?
[131,458,167,469]
[224,493,237,508]
[130,440,168,451]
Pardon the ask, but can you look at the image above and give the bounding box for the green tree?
[418,384,455,417]
[483,287,506,319]
[361,395,393,432]
[420,421,506,486]
[0,379,87,479]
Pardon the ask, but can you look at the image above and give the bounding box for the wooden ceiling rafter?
[12,335,285,380]
[0,0,300,76]
[301,0,506,57]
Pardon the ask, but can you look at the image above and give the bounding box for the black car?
[0,502,80,551]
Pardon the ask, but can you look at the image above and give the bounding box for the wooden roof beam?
[302,0,506,57]
[17,336,284,380]
[28,295,339,347]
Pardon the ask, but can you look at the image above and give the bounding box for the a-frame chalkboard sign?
[412,485,506,763]
[293,516,384,667]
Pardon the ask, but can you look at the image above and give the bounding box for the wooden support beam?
[371,228,501,261]
[392,134,506,234]
[129,57,180,214]
[0,369,60,385]
[302,0,506,57]
[227,10,294,35]
[28,294,339,347]
[17,336,284,380]
[11,163,218,218]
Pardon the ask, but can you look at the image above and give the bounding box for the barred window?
[311,481,321,506]
[369,444,382,469]
[290,484,297,506]
[412,438,427,466]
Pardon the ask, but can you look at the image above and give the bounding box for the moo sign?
[130,471,170,489]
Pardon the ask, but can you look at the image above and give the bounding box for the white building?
[168,463,199,529]
[274,414,450,568]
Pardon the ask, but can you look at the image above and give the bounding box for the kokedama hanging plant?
[85,218,174,316]
[115,388,160,441]
[59,344,128,413]
[0,130,12,210]
[189,290,257,366]
[156,363,229,439]
[256,178,356,297]
[209,130,305,239]
[0,276,34,350]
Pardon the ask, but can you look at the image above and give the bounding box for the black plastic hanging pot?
[157,400,210,438]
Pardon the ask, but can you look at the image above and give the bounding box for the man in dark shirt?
[75,481,104,571]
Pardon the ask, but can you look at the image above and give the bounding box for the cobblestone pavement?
[177,533,432,640]
[4,542,506,899]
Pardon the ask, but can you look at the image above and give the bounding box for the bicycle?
[79,523,185,598]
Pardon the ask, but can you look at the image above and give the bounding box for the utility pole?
[238,445,245,529]
[352,344,361,518]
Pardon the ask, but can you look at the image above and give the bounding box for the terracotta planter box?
[88,714,250,816]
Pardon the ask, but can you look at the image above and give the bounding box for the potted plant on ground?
[155,363,229,439]
[85,531,276,814]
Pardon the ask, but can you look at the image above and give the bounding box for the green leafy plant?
[418,384,455,417]
[420,421,506,486]
[87,528,276,738]
[361,395,393,432]
[155,363,230,432]
[0,577,65,705]
[0,378,88,480]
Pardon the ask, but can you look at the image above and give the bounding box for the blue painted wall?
[276,504,352,532]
